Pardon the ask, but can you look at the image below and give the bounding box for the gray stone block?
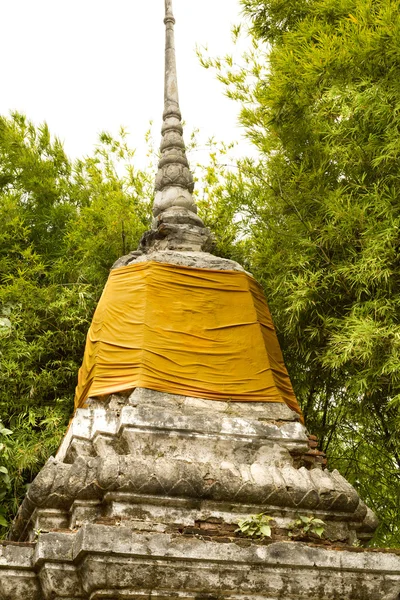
[0,543,42,600]
[22,526,400,600]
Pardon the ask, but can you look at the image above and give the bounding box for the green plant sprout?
[236,513,274,538]
[288,516,326,539]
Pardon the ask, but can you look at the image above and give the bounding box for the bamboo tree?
[200,0,400,546]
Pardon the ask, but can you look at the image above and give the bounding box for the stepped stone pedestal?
[2,388,400,600]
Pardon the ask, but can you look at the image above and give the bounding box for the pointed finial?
[153,0,196,217]
[137,0,212,254]
[163,0,179,115]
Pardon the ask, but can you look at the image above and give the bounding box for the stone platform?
[2,388,399,600]
[2,528,400,600]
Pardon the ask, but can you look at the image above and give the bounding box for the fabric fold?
[74,261,302,419]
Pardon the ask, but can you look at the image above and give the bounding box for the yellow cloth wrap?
[74,262,302,419]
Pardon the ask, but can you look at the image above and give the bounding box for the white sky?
[0,0,251,164]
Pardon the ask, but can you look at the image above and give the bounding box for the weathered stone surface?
[2,395,395,600]
[111,250,143,270]
[7,526,398,600]
[139,222,214,252]
[155,157,194,193]
[57,388,305,463]
[38,563,84,599]
[112,249,247,272]
[153,187,197,216]
[10,388,376,550]
[31,509,69,535]
[152,205,204,227]
[0,543,42,600]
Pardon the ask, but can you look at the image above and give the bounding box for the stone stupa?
[1,1,400,599]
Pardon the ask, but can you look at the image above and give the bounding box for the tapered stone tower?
[2,2,400,599]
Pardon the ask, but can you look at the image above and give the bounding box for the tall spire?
[163,0,180,124]
[153,0,196,217]
[138,0,212,254]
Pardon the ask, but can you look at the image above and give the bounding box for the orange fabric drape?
[74,261,302,419]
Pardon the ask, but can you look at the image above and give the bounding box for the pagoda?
[1,2,400,598]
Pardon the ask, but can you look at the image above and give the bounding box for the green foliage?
[288,515,326,539]
[0,421,12,528]
[200,0,400,546]
[0,114,151,534]
[236,513,274,538]
[195,139,252,266]
[64,130,152,286]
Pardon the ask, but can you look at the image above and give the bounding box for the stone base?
[0,543,42,599]
[2,527,400,600]
[11,389,375,546]
[4,388,398,600]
